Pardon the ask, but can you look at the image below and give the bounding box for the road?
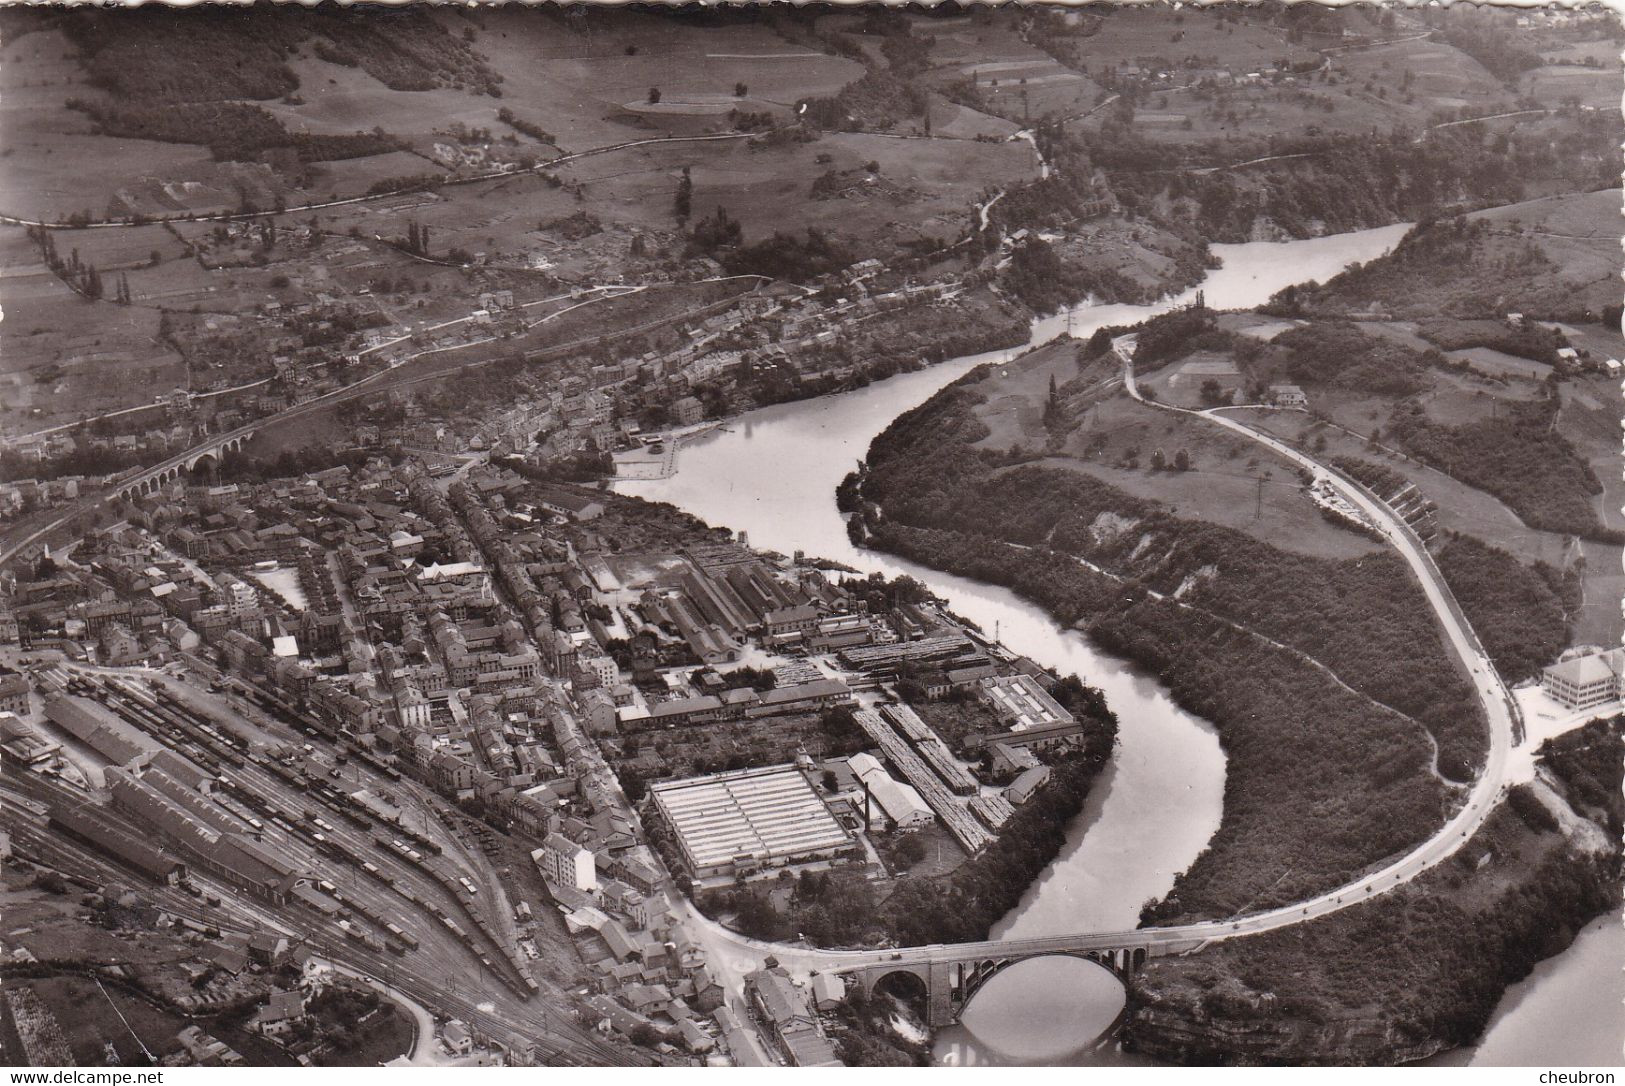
[656,350,1518,992]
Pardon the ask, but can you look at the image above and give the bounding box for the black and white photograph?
[0,0,1620,1075]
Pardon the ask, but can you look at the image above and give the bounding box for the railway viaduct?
[112,427,258,501]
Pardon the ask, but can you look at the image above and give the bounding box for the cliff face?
[1127,1003,1448,1067]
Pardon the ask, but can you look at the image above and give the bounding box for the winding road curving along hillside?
[668,344,1517,993]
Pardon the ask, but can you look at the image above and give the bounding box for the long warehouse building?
[650,765,854,880]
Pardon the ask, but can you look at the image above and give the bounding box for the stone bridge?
[114,428,257,501]
[837,935,1198,1027]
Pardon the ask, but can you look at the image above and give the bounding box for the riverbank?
[1122,718,1622,1065]
[849,365,1478,918]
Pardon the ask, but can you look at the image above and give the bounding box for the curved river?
[614,222,1603,1066]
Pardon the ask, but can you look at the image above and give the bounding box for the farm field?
[0,27,223,220]
[1332,38,1505,115]
[1519,64,1620,109]
[465,9,863,146]
[922,15,1106,123]
[546,128,1035,260]
[1073,7,1322,72]
[1468,187,1622,303]
[961,340,1379,560]
[0,236,187,432]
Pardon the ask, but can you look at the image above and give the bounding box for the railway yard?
[2,660,650,1067]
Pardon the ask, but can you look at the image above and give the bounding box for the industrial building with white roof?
[649,764,854,879]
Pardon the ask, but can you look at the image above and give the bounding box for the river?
[612,221,1606,1066]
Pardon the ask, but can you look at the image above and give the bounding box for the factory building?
[649,765,853,880]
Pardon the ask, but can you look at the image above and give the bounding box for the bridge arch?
[847,944,1150,1029]
[953,950,1128,1015]
[870,967,929,1005]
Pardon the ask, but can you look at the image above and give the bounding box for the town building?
[534,831,598,892]
[1541,649,1625,711]
[0,669,29,715]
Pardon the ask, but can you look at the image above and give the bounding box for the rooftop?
[650,765,851,871]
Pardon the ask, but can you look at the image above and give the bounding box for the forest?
[1386,397,1618,542]
[1126,795,1620,1064]
[51,6,500,103]
[861,385,1487,776]
[1537,717,1624,837]
[1432,533,1572,683]
[1255,322,1434,396]
[1266,215,1613,322]
[1093,119,1617,246]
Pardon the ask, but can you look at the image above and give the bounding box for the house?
[1268,384,1308,408]
[808,972,845,1011]
[601,919,640,963]
[536,489,605,522]
[0,670,29,715]
[441,1020,473,1056]
[1541,649,1625,710]
[677,1018,715,1054]
[249,990,306,1039]
[744,967,841,1067]
[670,396,705,427]
[1006,765,1052,805]
[244,935,289,969]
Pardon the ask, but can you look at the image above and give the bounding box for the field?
[1445,346,1551,381]
[0,28,219,220]
[1333,37,1505,116]
[1075,7,1322,73]
[922,16,1106,124]
[1467,188,1622,312]
[964,341,1382,560]
[1519,64,1620,109]
[0,234,188,432]
[465,9,863,146]
[548,128,1035,259]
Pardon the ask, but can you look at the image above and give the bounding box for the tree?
[734,82,748,97]
[1151,448,1167,471]
[648,87,662,105]
[674,166,692,224]
[1174,448,1191,471]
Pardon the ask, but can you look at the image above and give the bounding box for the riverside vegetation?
[1122,717,1623,1064]
[838,340,1593,921]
